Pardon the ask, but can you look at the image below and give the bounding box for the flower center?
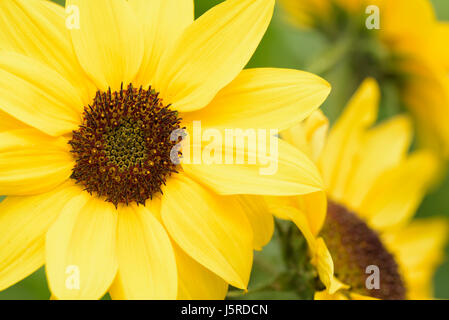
[69,83,182,207]
[320,201,406,300]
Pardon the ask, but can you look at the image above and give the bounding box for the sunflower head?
[281,0,449,158]
[69,83,182,207]
[0,0,338,300]
[279,0,371,32]
[321,201,406,299]
[278,78,448,300]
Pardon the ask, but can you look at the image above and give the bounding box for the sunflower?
[0,0,331,300]
[279,0,449,158]
[268,78,448,299]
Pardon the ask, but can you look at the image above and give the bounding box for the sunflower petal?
[434,22,449,69]
[319,78,379,200]
[383,218,449,299]
[349,293,379,300]
[267,202,346,294]
[0,0,94,102]
[264,191,326,236]
[0,183,80,291]
[382,0,435,40]
[281,110,329,162]
[154,0,275,112]
[182,137,323,196]
[343,115,413,209]
[0,110,27,132]
[129,0,194,86]
[46,192,118,300]
[360,151,439,230]
[297,191,327,236]
[109,204,177,300]
[183,68,330,131]
[161,174,253,289]
[174,243,228,300]
[235,195,274,250]
[0,129,74,196]
[402,63,449,157]
[0,52,84,136]
[314,290,349,300]
[314,238,348,294]
[67,0,144,91]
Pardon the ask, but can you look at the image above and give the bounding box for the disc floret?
[69,84,182,207]
[321,202,406,299]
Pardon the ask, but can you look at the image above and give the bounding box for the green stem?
[252,254,278,277]
[227,220,318,300]
[305,34,353,75]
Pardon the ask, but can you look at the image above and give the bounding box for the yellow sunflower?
[269,78,448,299]
[280,0,449,158]
[0,0,332,299]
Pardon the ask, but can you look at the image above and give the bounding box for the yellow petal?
[349,292,379,300]
[263,195,299,221]
[360,151,439,231]
[297,191,327,235]
[0,110,27,132]
[0,51,84,136]
[402,63,449,157]
[183,68,330,131]
[264,194,345,294]
[265,197,316,251]
[0,129,74,196]
[303,110,330,162]
[0,183,81,291]
[267,201,345,294]
[343,115,413,210]
[383,218,449,300]
[314,238,348,294]
[109,204,177,300]
[235,195,274,250]
[286,205,317,250]
[46,192,118,300]
[281,110,329,162]
[319,78,379,200]
[0,128,71,150]
[129,0,194,87]
[278,0,331,29]
[0,0,94,103]
[265,190,326,236]
[434,22,449,70]
[174,243,228,300]
[153,0,275,112]
[381,0,435,42]
[161,174,253,289]
[67,0,144,91]
[182,137,323,196]
[314,290,349,300]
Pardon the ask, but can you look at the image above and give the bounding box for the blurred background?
[1,0,449,299]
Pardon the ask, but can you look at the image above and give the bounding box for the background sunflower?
[1,0,449,300]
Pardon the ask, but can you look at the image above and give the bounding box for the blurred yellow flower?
[273,78,448,299]
[0,0,331,299]
[280,0,449,158]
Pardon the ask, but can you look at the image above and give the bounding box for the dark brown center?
[69,83,182,207]
[320,201,406,300]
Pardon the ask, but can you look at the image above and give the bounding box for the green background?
[1,0,449,299]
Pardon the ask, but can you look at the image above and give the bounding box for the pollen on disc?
[69,83,183,207]
[321,201,406,300]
